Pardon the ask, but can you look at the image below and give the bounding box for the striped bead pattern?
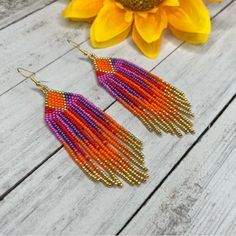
[94,57,194,137]
[45,90,148,187]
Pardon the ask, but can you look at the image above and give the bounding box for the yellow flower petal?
[92,0,133,42]
[90,21,131,47]
[169,25,209,44]
[132,25,162,58]
[166,0,211,34]
[63,0,103,19]
[161,0,180,6]
[134,8,167,43]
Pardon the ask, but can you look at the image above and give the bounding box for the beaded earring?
[17,68,148,187]
[68,40,195,137]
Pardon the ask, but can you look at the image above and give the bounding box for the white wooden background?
[0,0,235,235]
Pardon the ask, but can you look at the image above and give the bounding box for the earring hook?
[17,67,49,94]
[67,39,96,60]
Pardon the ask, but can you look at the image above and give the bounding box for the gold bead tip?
[190,129,195,134]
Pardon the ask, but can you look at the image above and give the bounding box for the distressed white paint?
[0,0,231,195]
[0,0,55,29]
[0,0,90,95]
[122,101,236,235]
[0,1,235,234]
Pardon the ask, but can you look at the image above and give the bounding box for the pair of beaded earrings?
[18,40,194,188]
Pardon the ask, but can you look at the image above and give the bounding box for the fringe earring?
[17,68,148,187]
[68,40,195,137]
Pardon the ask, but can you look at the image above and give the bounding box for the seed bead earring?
[68,40,195,137]
[17,68,148,187]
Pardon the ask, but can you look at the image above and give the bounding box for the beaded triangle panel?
[44,89,148,187]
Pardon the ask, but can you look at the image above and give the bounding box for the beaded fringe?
[45,89,148,187]
[92,57,194,137]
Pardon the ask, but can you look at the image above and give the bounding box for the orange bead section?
[95,58,114,72]
[47,90,66,109]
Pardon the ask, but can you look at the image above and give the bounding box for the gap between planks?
[117,93,236,235]
[0,0,233,97]
[0,0,235,233]
[120,99,236,235]
[0,0,56,31]
[0,0,234,201]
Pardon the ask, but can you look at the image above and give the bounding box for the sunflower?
[63,0,223,58]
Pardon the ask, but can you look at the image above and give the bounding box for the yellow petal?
[161,0,180,6]
[134,8,167,43]
[166,0,211,34]
[132,25,162,59]
[169,25,209,44]
[90,21,131,47]
[92,0,133,42]
[63,0,103,19]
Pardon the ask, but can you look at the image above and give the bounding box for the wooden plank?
[0,0,231,195]
[0,29,179,195]
[0,0,55,30]
[121,100,236,236]
[0,2,235,234]
[0,0,90,95]
[0,0,231,95]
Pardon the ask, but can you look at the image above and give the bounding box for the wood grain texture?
[0,0,55,30]
[122,100,236,236]
[0,1,235,234]
[0,0,89,95]
[0,0,231,195]
[0,31,179,195]
[0,0,230,95]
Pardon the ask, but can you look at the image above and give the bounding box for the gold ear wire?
[17,67,49,94]
[17,67,35,78]
[67,39,96,60]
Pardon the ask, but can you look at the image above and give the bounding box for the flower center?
[116,0,162,11]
